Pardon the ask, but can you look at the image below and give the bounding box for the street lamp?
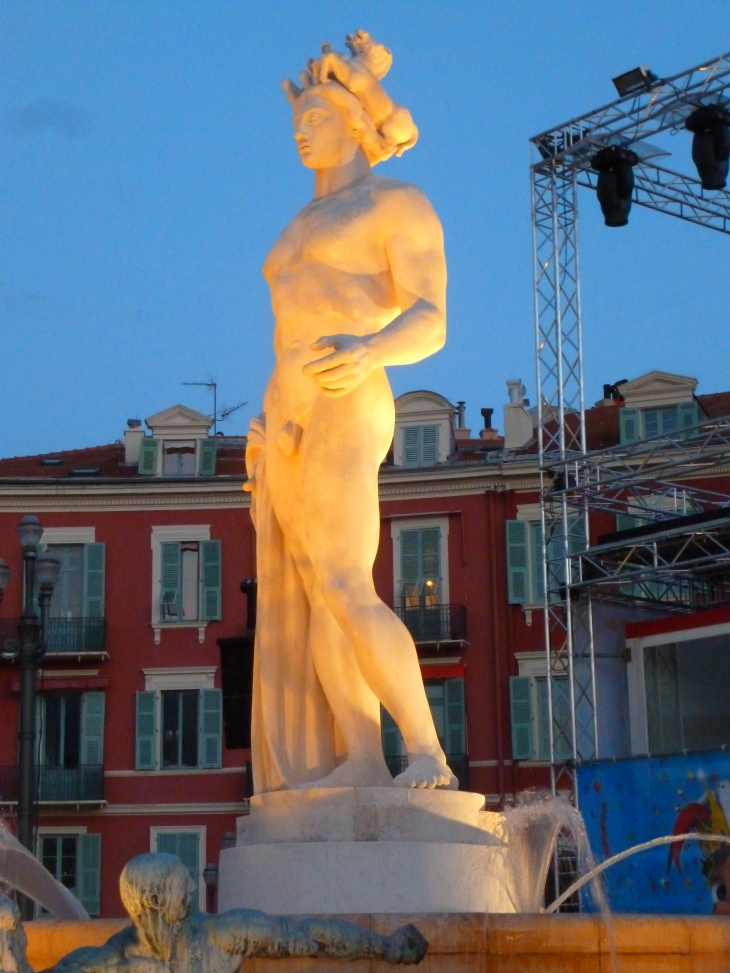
[0,515,60,920]
[202,862,219,914]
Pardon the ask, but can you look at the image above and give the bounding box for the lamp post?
[1,515,60,920]
[202,862,219,914]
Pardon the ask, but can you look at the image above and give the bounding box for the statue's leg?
[302,404,456,790]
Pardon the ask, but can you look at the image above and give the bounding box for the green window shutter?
[616,514,640,532]
[551,677,573,761]
[420,527,441,583]
[160,542,181,621]
[83,543,105,618]
[81,692,105,766]
[403,426,420,466]
[199,688,222,768]
[620,407,639,444]
[158,832,200,910]
[200,540,222,621]
[678,401,699,432]
[35,696,44,765]
[444,677,466,755]
[422,425,440,464]
[400,530,421,586]
[381,706,403,757]
[197,440,217,476]
[506,520,528,604]
[509,676,534,760]
[77,833,101,916]
[135,691,157,770]
[138,438,159,475]
[535,678,551,760]
[529,521,544,603]
[569,516,587,555]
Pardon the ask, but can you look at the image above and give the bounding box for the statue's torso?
[262,175,413,423]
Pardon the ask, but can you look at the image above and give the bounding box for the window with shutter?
[160,543,182,621]
[83,543,105,618]
[77,833,101,917]
[155,831,201,909]
[509,676,534,760]
[380,706,404,757]
[421,425,439,464]
[138,438,160,475]
[403,427,420,466]
[506,520,528,604]
[620,408,639,444]
[400,527,442,607]
[444,677,466,755]
[535,676,572,761]
[678,401,700,434]
[81,692,105,766]
[135,691,157,770]
[200,540,222,621]
[199,688,222,768]
[197,440,217,476]
[402,425,440,466]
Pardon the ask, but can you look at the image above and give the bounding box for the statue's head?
[119,854,194,961]
[292,84,380,171]
[283,30,418,168]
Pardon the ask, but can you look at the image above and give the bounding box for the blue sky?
[1,2,728,456]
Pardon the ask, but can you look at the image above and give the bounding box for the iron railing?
[384,753,469,792]
[0,765,104,803]
[0,617,106,657]
[393,604,467,643]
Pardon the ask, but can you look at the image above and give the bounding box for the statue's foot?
[298,757,394,789]
[394,754,458,790]
[383,923,429,964]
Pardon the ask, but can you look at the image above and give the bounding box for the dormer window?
[163,441,196,476]
[620,402,700,443]
[403,425,440,467]
[616,371,704,445]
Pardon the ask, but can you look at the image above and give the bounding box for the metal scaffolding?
[530,51,730,804]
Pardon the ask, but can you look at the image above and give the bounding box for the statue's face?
[293,92,361,169]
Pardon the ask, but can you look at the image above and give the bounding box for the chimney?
[453,401,471,440]
[124,419,144,465]
[503,380,533,449]
[479,407,499,441]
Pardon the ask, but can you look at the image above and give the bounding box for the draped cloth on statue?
[247,418,344,793]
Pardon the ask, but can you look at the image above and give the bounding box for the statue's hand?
[302,334,375,398]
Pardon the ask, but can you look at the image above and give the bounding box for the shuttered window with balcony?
[135,688,222,770]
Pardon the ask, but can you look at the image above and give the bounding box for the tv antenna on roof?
[182,380,247,435]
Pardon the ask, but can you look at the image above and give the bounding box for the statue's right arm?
[44,928,136,973]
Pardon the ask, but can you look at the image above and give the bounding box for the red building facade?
[1,373,728,917]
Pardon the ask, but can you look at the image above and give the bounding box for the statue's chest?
[266,194,382,278]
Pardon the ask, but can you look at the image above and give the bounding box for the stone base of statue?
[218,787,558,915]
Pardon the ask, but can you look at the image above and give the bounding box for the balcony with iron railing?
[0,764,104,805]
[393,603,467,647]
[384,753,469,792]
[0,617,106,658]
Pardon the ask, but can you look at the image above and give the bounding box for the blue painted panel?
[578,751,730,914]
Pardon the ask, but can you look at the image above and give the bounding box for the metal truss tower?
[530,51,730,805]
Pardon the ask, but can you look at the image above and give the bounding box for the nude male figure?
[247,33,455,790]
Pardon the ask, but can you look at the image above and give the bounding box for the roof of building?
[0,440,247,480]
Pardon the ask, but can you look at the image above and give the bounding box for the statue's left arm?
[302,186,446,397]
[206,911,427,964]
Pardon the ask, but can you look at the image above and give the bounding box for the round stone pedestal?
[218,788,557,915]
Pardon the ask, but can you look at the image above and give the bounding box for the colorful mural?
[578,751,730,914]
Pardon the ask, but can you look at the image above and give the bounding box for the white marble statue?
[45,854,427,973]
[245,31,455,792]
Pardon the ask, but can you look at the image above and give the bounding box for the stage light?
[612,66,658,98]
[685,105,730,190]
[591,146,639,227]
